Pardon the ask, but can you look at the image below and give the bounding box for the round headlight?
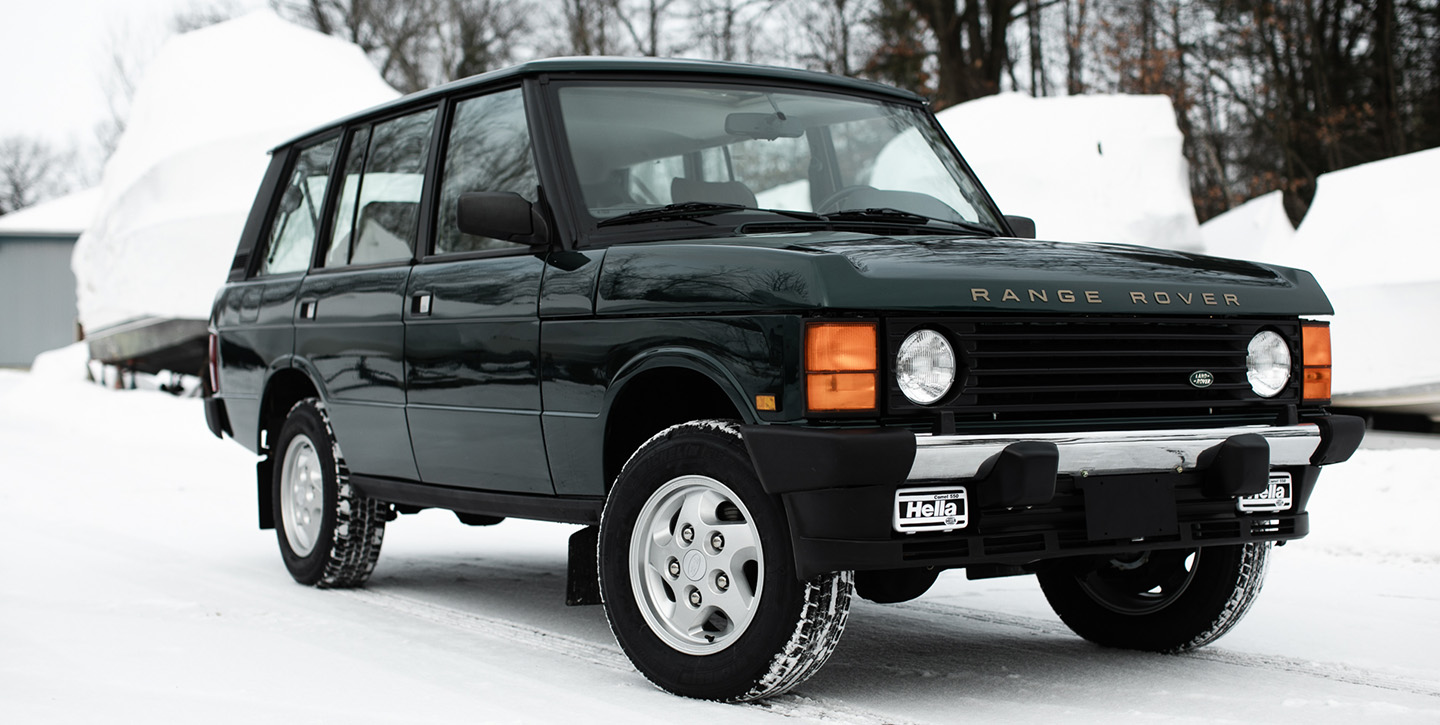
[896,329,956,405]
[1246,331,1291,398]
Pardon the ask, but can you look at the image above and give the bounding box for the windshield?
[555,82,1004,235]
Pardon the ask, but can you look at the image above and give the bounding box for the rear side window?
[258,137,338,276]
[434,88,539,255]
[321,108,437,267]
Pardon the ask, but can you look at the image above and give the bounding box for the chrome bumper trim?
[907,424,1322,481]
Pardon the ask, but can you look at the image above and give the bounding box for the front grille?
[887,316,1301,418]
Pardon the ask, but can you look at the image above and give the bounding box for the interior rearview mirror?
[280,186,303,214]
[725,112,804,140]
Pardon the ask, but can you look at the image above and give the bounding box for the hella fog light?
[896,329,956,405]
[1246,330,1291,397]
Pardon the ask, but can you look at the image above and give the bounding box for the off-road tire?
[599,420,853,702]
[1037,542,1271,653]
[272,398,388,588]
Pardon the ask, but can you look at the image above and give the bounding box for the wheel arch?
[601,350,755,490]
[254,361,324,530]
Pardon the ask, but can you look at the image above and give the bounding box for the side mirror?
[457,191,550,248]
[1004,215,1036,239]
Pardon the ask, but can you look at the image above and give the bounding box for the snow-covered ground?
[2,369,1437,723]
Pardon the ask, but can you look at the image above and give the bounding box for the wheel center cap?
[683,550,706,582]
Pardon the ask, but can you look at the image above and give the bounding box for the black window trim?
[419,82,552,264]
[304,101,445,276]
[247,130,343,280]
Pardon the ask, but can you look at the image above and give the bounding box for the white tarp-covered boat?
[73,10,397,372]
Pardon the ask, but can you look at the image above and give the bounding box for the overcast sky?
[0,0,265,152]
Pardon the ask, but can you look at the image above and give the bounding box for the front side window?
[434,88,539,255]
[321,108,436,267]
[258,137,338,276]
[555,82,1004,236]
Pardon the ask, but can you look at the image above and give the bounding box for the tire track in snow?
[341,588,921,724]
[339,588,631,672]
[889,600,1440,699]
[1186,649,1440,699]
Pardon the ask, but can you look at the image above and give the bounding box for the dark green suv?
[203,58,1363,701]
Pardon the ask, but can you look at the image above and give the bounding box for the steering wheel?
[816,185,875,213]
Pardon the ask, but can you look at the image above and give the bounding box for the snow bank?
[1198,189,1294,262]
[1307,149,1440,398]
[1196,149,1440,399]
[0,188,101,235]
[28,342,92,383]
[72,10,399,333]
[1289,147,1440,290]
[935,93,1202,250]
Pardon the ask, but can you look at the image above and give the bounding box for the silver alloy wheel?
[630,475,764,655]
[280,434,325,558]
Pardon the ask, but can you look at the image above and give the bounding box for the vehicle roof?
[274,56,925,151]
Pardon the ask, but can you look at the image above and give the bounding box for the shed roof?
[0,188,101,236]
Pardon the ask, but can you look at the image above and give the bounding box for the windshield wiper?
[596,202,829,228]
[596,201,745,228]
[824,207,999,236]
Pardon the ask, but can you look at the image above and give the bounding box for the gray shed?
[0,189,98,367]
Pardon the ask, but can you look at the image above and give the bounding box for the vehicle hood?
[592,231,1334,316]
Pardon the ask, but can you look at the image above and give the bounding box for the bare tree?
[0,136,79,216]
[691,0,777,62]
[556,0,622,55]
[862,0,933,93]
[909,0,1025,108]
[610,0,685,57]
[172,0,245,33]
[790,0,871,76]
[436,0,531,79]
[1062,0,1089,94]
[274,0,441,92]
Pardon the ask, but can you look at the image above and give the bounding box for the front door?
[404,87,554,494]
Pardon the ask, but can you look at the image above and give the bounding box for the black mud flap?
[566,525,602,606]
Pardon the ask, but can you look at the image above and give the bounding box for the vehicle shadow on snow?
[359,524,1215,708]
[799,597,1224,708]
[363,523,617,644]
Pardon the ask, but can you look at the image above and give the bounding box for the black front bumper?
[743,415,1364,579]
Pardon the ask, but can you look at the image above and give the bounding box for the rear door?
[293,107,438,480]
[215,135,339,452]
[404,86,554,494]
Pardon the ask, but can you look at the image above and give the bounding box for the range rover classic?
[203,58,1364,701]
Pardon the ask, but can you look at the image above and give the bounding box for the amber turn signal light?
[1302,322,1332,401]
[805,322,877,412]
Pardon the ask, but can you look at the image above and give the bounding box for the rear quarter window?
[257,137,338,276]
